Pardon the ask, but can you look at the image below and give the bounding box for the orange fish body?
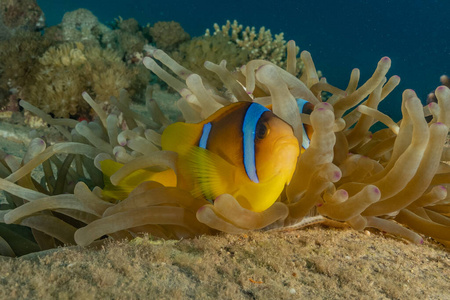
[162,102,300,212]
[101,99,314,212]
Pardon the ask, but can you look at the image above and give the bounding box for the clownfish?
[101,99,313,212]
[161,101,300,212]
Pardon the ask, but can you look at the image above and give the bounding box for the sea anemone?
[0,41,449,256]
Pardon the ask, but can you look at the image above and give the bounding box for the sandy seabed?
[0,92,448,299]
[0,228,449,300]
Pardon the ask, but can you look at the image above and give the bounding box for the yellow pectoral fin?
[100,159,177,201]
[234,175,288,212]
[180,146,236,200]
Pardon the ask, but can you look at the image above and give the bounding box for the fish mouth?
[273,135,300,150]
[272,136,300,162]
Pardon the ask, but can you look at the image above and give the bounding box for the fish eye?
[255,122,269,139]
[302,102,314,115]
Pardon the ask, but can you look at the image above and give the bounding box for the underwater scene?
[0,0,449,298]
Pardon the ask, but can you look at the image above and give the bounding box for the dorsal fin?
[162,102,248,154]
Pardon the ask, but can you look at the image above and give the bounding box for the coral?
[47,9,149,62]
[206,20,304,76]
[170,34,250,87]
[21,42,135,117]
[0,0,45,40]
[0,31,54,109]
[0,43,449,256]
[59,8,111,45]
[170,20,305,88]
[102,17,149,60]
[0,9,151,118]
[147,21,190,52]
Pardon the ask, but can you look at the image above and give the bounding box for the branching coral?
[0,42,449,256]
[206,20,304,75]
[170,20,305,88]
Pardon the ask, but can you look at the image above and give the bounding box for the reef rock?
[46,8,111,45]
[0,0,45,40]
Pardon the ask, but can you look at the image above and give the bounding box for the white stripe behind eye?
[242,103,270,183]
[297,98,311,149]
[199,122,212,149]
[302,125,310,149]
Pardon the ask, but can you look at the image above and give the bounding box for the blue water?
[37,0,449,121]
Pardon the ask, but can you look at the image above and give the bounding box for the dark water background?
[37,0,450,121]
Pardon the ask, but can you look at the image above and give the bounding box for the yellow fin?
[100,159,176,201]
[161,103,246,153]
[180,146,236,200]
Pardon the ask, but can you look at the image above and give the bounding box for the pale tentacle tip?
[197,206,207,213]
[333,171,341,181]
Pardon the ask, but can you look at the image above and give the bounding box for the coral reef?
[48,8,110,45]
[45,9,148,60]
[103,17,149,61]
[146,21,190,52]
[169,34,250,87]
[206,20,303,74]
[0,31,54,110]
[0,9,151,117]
[170,20,305,88]
[20,42,136,118]
[0,0,45,40]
